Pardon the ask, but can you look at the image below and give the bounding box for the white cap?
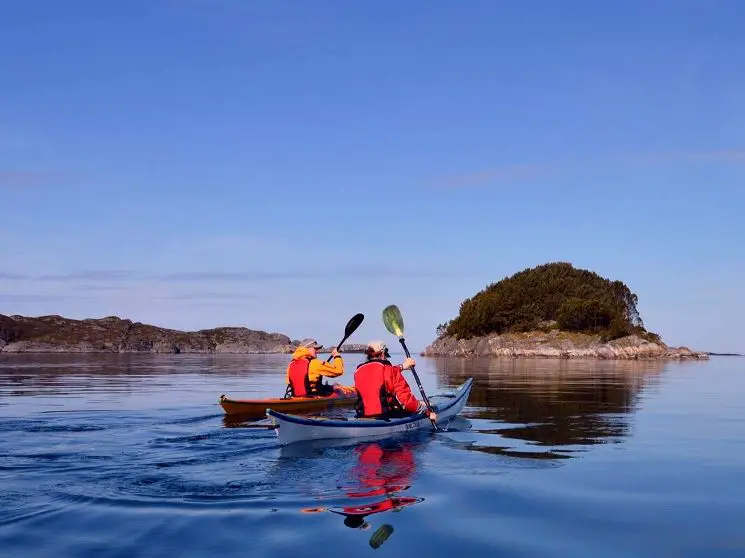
[299,338,323,349]
[367,340,387,353]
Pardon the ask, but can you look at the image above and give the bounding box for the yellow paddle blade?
[382,305,404,338]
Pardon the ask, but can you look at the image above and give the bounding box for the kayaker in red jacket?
[353,340,437,421]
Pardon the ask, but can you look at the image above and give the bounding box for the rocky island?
[422,262,708,360]
[0,314,289,354]
[0,314,372,355]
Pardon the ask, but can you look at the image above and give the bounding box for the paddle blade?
[382,305,404,337]
[344,313,365,338]
[369,524,394,549]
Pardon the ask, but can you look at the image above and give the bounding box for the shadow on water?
[428,356,669,457]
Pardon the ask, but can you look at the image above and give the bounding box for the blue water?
[1,353,743,557]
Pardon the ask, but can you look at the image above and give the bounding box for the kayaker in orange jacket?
[353,340,436,421]
[285,338,344,397]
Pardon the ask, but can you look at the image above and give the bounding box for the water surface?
[1,353,743,557]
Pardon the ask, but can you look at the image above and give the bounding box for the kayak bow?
[267,378,474,445]
[219,385,357,420]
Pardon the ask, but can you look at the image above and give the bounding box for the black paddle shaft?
[325,337,348,363]
[398,337,438,430]
[325,313,364,363]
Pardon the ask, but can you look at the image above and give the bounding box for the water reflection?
[432,357,668,450]
[297,438,423,546]
[0,353,302,409]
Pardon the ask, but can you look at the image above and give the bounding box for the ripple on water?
[1,354,743,558]
[0,497,62,529]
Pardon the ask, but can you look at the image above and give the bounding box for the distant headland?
[0,314,364,355]
[1,263,716,360]
[422,262,709,360]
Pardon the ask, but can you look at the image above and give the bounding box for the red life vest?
[354,360,400,417]
[288,357,318,397]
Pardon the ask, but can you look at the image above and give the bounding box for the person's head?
[365,340,390,360]
[298,338,323,357]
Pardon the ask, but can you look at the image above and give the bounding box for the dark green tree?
[442,262,659,342]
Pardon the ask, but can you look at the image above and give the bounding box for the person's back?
[354,340,435,420]
[286,339,344,397]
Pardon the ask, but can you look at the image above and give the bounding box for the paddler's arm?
[388,363,420,413]
[309,350,345,380]
[398,358,437,420]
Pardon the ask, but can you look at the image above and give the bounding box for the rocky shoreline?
[0,314,710,359]
[0,314,373,355]
[421,330,709,360]
[0,314,297,354]
[318,344,367,354]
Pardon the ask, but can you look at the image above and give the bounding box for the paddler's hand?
[417,402,436,421]
[331,348,341,358]
[401,357,416,370]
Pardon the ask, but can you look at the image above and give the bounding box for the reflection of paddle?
[326,313,365,362]
[369,524,394,549]
[382,305,437,430]
[222,417,278,429]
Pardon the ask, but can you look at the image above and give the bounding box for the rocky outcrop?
[0,314,295,354]
[421,330,709,360]
[319,344,367,353]
[288,341,367,353]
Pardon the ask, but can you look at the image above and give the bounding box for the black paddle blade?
[325,313,365,362]
[344,313,365,337]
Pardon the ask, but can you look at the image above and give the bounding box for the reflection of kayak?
[267,378,473,445]
[336,496,422,516]
[301,496,421,518]
[219,385,357,419]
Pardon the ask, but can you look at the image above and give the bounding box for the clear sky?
[1,1,743,353]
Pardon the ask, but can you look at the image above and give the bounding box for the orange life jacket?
[288,357,320,397]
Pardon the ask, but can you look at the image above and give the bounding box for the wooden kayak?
[219,385,357,420]
[267,378,474,445]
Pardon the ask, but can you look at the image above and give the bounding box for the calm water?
[1,353,743,557]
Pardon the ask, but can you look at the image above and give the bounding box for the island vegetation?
[425,262,707,359]
[438,262,657,342]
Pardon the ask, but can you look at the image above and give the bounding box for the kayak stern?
[219,385,357,420]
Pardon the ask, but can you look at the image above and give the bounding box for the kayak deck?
[219,385,357,420]
[267,378,474,445]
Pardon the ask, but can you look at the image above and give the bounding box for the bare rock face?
[421,330,709,360]
[0,314,295,354]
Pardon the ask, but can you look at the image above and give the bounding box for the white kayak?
[266,378,474,445]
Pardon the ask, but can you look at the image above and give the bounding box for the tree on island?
[437,262,661,343]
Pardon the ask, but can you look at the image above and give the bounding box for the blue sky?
[1,0,743,353]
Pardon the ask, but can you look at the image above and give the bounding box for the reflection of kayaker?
[301,440,422,533]
[347,441,415,497]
